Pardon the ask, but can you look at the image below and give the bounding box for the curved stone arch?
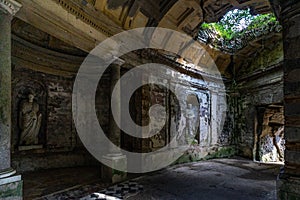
[186,93,200,106]
[157,0,272,37]
[158,0,203,37]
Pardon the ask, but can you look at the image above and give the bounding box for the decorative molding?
[112,57,125,66]
[12,35,84,77]
[0,168,16,179]
[53,0,113,37]
[139,48,224,84]
[0,175,21,185]
[0,0,21,15]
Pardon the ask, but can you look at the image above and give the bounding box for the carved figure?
[186,104,196,136]
[19,92,42,145]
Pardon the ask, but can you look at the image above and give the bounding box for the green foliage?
[201,9,252,39]
[204,147,236,160]
[199,8,280,51]
[247,13,277,30]
[112,169,126,176]
[173,146,237,165]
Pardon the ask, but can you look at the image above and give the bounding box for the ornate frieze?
[0,0,21,15]
[52,0,113,36]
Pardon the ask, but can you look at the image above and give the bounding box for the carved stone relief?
[170,89,210,148]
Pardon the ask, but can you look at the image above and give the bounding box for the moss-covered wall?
[238,42,283,75]
[0,180,22,200]
[231,41,284,159]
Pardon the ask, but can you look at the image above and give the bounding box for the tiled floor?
[23,157,282,200]
[22,166,107,200]
[81,181,143,200]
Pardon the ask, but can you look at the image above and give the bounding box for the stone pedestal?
[101,62,127,183]
[101,154,127,183]
[0,169,22,200]
[0,1,22,199]
[18,145,43,151]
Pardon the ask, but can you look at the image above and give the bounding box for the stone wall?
[10,35,110,172]
[10,18,269,173]
[233,42,284,159]
[236,70,283,158]
[9,19,235,172]
[278,1,300,199]
[135,62,232,162]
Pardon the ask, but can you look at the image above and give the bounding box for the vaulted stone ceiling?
[14,0,281,78]
[87,0,272,32]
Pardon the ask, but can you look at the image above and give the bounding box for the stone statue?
[19,92,42,146]
[186,104,196,136]
[184,104,197,144]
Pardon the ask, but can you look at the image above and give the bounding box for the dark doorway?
[255,104,284,163]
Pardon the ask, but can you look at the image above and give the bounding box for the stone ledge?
[18,145,43,151]
[0,175,21,186]
[0,168,16,179]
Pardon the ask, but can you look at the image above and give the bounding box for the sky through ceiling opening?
[198,8,282,53]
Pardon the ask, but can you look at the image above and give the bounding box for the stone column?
[109,63,122,152]
[102,60,127,183]
[278,1,300,199]
[0,1,22,199]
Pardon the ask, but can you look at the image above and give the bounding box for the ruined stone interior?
[0,0,299,199]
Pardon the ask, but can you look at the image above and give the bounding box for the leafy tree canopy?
[198,9,281,52]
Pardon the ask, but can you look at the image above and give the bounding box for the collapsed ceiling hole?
[198,8,282,53]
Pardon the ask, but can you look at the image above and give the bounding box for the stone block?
[285,127,300,142]
[101,154,127,183]
[0,175,22,200]
[285,102,300,116]
[285,150,300,165]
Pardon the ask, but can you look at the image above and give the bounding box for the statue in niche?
[19,92,42,146]
[186,104,196,140]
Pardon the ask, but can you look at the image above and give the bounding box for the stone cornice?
[12,34,85,77]
[139,48,226,84]
[52,0,120,37]
[0,0,21,15]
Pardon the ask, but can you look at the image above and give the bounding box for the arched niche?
[12,78,47,151]
[186,94,200,144]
